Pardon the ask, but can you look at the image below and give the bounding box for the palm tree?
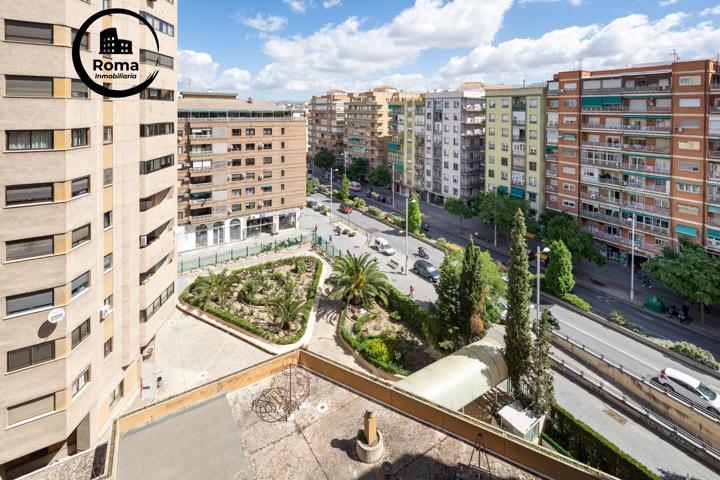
[328,252,390,306]
[269,291,307,330]
[190,269,236,309]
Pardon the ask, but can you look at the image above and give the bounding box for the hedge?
[669,342,720,370]
[339,309,409,375]
[561,293,592,312]
[385,284,439,348]
[182,256,323,345]
[543,404,661,480]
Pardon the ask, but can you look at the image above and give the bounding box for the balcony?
[710,83,720,92]
[625,201,670,216]
[188,182,212,189]
[546,153,558,162]
[512,119,526,126]
[582,105,624,113]
[621,163,670,175]
[582,141,621,150]
[580,156,622,169]
[581,123,670,134]
[584,228,664,254]
[625,181,668,194]
[708,236,720,251]
[623,143,671,154]
[710,105,720,113]
[546,170,558,178]
[709,192,720,204]
[189,134,212,140]
[708,150,720,159]
[545,200,559,210]
[546,184,558,193]
[622,84,672,94]
[547,121,558,128]
[189,150,214,156]
[512,103,527,111]
[582,122,623,132]
[580,209,670,235]
[189,211,228,223]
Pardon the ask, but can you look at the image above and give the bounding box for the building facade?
[0,1,178,478]
[485,86,546,218]
[423,83,506,204]
[308,90,347,162]
[388,95,426,196]
[544,59,720,261]
[176,92,306,252]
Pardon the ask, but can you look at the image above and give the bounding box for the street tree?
[339,174,350,202]
[540,211,606,266]
[527,308,556,415]
[444,198,473,225]
[328,252,390,307]
[368,165,392,186]
[471,192,529,238]
[433,250,463,350]
[347,157,369,181]
[307,177,318,195]
[407,194,421,234]
[544,239,575,297]
[313,148,336,170]
[504,209,533,398]
[643,238,720,324]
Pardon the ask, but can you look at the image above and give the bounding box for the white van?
[349,181,362,192]
[374,238,396,255]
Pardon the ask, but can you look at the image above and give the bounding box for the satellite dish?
[47,308,65,324]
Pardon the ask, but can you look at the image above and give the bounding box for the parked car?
[307,197,318,209]
[349,181,362,192]
[413,259,440,283]
[374,238,395,255]
[320,205,330,215]
[339,204,353,214]
[658,368,720,414]
[420,222,430,233]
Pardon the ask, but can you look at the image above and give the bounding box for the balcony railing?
[189,182,212,189]
[189,134,212,140]
[710,83,720,92]
[711,105,720,113]
[190,150,215,156]
[547,121,558,128]
[709,193,720,204]
[579,209,670,235]
[708,236,720,251]
[708,150,720,159]
[623,143,671,154]
[512,119,526,126]
[625,181,668,194]
[582,141,621,150]
[580,157,622,169]
[625,201,670,216]
[583,228,664,253]
[547,170,558,178]
[582,105,623,112]
[546,153,559,162]
[582,123,671,134]
[546,184,558,193]
[622,163,670,175]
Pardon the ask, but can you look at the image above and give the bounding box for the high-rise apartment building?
[544,59,720,261]
[308,90,348,162]
[388,95,426,196]
[0,1,178,478]
[176,92,306,252]
[423,83,507,204]
[485,86,546,218]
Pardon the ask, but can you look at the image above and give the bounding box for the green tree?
[189,269,236,309]
[504,209,533,398]
[407,194,421,234]
[269,290,307,330]
[307,177,318,194]
[368,165,392,186]
[540,211,606,266]
[444,198,473,225]
[339,174,350,202]
[347,157,369,181]
[527,308,556,415]
[644,238,720,324]
[313,148,336,170]
[471,192,529,238]
[328,252,390,307]
[458,239,506,339]
[433,250,463,350]
[544,239,575,297]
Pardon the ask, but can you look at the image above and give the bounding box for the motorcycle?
[421,222,430,233]
[547,314,561,330]
[417,247,429,259]
[666,305,677,320]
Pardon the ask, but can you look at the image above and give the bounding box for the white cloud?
[284,0,312,13]
[323,0,342,7]
[178,50,252,92]
[518,0,585,6]
[659,0,679,6]
[237,13,288,33]
[438,12,720,85]
[255,0,512,92]
[700,4,720,15]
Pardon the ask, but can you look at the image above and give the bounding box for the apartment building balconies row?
[579,208,671,236]
[581,84,671,95]
[580,141,671,155]
[581,123,671,134]
[580,156,670,175]
[580,105,672,113]
[583,227,665,255]
[579,191,670,216]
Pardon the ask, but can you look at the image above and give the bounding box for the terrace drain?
[316,402,329,414]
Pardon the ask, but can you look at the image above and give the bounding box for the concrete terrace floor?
[118,369,539,480]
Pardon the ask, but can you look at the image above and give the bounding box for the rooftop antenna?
[671,49,680,62]
[522,78,526,87]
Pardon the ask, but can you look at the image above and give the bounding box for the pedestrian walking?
[409,285,415,299]
[329,234,333,243]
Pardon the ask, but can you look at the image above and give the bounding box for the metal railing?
[708,150,720,159]
[623,143,671,154]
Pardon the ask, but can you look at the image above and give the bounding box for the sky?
[177,0,720,101]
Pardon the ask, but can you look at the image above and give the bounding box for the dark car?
[413,259,440,283]
[339,204,353,214]
[421,222,430,233]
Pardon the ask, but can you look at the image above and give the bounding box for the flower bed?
[181,256,323,345]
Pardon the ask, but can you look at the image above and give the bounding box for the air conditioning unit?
[674,127,683,132]
[100,305,112,319]
[239,173,245,180]
[140,235,148,247]
[257,175,263,180]
[257,204,263,209]
[258,145,264,150]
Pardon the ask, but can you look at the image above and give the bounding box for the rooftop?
[178,91,288,113]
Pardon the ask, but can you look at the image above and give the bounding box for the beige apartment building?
[388,95,426,196]
[177,92,306,252]
[308,89,348,162]
[0,1,178,478]
[545,59,720,261]
[485,86,546,218]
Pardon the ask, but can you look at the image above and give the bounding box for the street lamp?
[536,246,550,332]
[405,196,417,275]
[493,187,498,248]
[329,168,338,224]
[630,212,636,301]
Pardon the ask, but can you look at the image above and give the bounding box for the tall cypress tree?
[434,251,463,350]
[528,308,556,415]
[504,209,532,397]
[544,239,574,297]
[458,238,482,338]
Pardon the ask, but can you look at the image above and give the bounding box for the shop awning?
[497,185,509,194]
[602,96,622,105]
[708,229,720,240]
[624,114,672,119]
[675,225,698,237]
[708,205,720,214]
[510,187,525,198]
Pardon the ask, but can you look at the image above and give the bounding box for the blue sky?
[177,0,720,101]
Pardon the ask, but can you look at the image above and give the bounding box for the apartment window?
[7,130,53,150]
[281,170,285,177]
[245,172,255,180]
[7,341,55,372]
[245,158,255,166]
[70,29,89,50]
[489,100,496,108]
[103,253,113,272]
[71,128,89,147]
[139,283,175,323]
[501,114,509,123]
[6,183,53,205]
[529,98,539,108]
[562,166,576,175]
[678,161,699,172]
[71,367,91,397]
[109,380,123,407]
[6,289,53,316]
[262,171,273,179]
[140,123,174,137]
[501,99,509,108]
[679,98,701,108]
[678,140,700,151]
[232,129,242,136]
[232,204,241,212]
[263,128,272,135]
[5,75,53,97]
[679,76,701,86]
[71,80,89,98]
[563,100,577,108]
[501,129,508,137]
[261,185,272,193]
[562,182,575,191]
[5,20,53,44]
[246,143,256,151]
[529,161,537,171]
[281,197,285,205]
[488,169,495,178]
[263,142,272,150]
[104,338,113,358]
[488,141,495,150]
[71,177,90,197]
[103,126,113,144]
[263,199,273,207]
[139,88,174,101]
[679,119,700,130]
[139,11,174,36]
[101,168,113,186]
[677,203,699,215]
[139,154,174,175]
[528,177,537,187]
[245,201,256,209]
[7,394,55,426]
[489,114,496,122]
[500,172,508,180]
[6,236,53,261]
[550,100,559,109]
[281,128,285,134]
[103,82,111,101]
[71,272,90,297]
[245,187,255,195]
[488,155,495,164]
[71,319,91,349]
[232,189,241,197]
[103,212,114,232]
[676,182,700,194]
[563,82,577,90]
[562,200,576,208]
[246,128,255,136]
[139,49,174,69]
[71,224,91,247]
[263,156,273,164]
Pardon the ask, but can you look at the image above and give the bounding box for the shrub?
[368,206,383,217]
[561,293,591,312]
[669,342,720,370]
[389,311,401,322]
[607,310,628,327]
[388,215,405,228]
[353,197,366,209]
[385,284,439,347]
[363,336,400,365]
[353,312,374,335]
[437,237,463,254]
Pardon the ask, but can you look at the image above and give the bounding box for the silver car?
[658,367,720,415]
